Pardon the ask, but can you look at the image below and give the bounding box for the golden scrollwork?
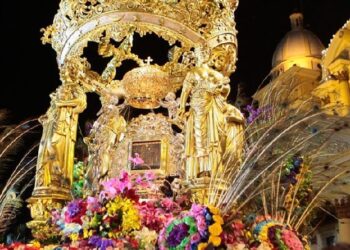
[42,0,238,74]
[108,113,185,178]
[27,197,64,240]
[98,31,144,82]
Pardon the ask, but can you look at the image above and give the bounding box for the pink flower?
[197,216,207,233]
[161,198,176,211]
[135,175,143,184]
[129,153,145,166]
[118,171,132,191]
[101,172,132,198]
[144,171,156,181]
[189,204,204,217]
[191,233,201,243]
[281,229,303,250]
[119,170,129,182]
[87,196,100,212]
[101,179,118,198]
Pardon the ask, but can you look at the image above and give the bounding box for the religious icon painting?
[128,139,169,174]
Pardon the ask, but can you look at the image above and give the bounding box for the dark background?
[0,0,349,120]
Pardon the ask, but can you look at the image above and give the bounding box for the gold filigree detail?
[43,0,239,75]
[122,65,172,109]
[109,113,185,178]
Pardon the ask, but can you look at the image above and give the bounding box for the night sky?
[0,0,349,121]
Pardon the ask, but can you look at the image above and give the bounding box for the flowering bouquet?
[251,217,304,250]
[40,170,311,250]
[51,171,160,249]
[158,204,224,250]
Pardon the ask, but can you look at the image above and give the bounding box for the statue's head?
[209,45,237,76]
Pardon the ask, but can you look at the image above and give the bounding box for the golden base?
[188,177,228,205]
[27,196,69,240]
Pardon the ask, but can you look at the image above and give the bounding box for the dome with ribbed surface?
[272,13,325,72]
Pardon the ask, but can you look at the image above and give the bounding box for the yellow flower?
[198,243,208,250]
[209,223,223,236]
[83,229,89,239]
[209,235,222,246]
[213,215,224,225]
[106,196,141,235]
[245,231,252,239]
[70,233,79,241]
[29,240,41,248]
[258,222,276,241]
[208,205,220,215]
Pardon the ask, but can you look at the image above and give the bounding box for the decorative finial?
[290,13,304,30]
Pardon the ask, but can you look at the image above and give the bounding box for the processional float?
[28,0,244,236]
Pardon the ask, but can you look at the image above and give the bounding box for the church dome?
[272,13,325,74]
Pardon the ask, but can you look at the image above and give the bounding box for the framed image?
[128,139,168,174]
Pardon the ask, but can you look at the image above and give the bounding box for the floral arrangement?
[158,204,224,250]
[50,171,160,249]
[252,217,304,250]
[222,219,251,248]
[3,170,313,250]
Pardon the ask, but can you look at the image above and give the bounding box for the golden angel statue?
[177,46,244,180]
[34,83,87,194]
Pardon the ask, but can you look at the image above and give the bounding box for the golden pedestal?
[188,176,228,205]
[27,189,70,240]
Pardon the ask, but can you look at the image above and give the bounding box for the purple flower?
[64,199,86,223]
[88,235,102,247]
[88,236,115,250]
[67,200,82,217]
[246,105,263,124]
[100,238,115,250]
[167,223,190,247]
[245,104,272,124]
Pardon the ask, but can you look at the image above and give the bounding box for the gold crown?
[122,65,171,109]
[42,0,239,67]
